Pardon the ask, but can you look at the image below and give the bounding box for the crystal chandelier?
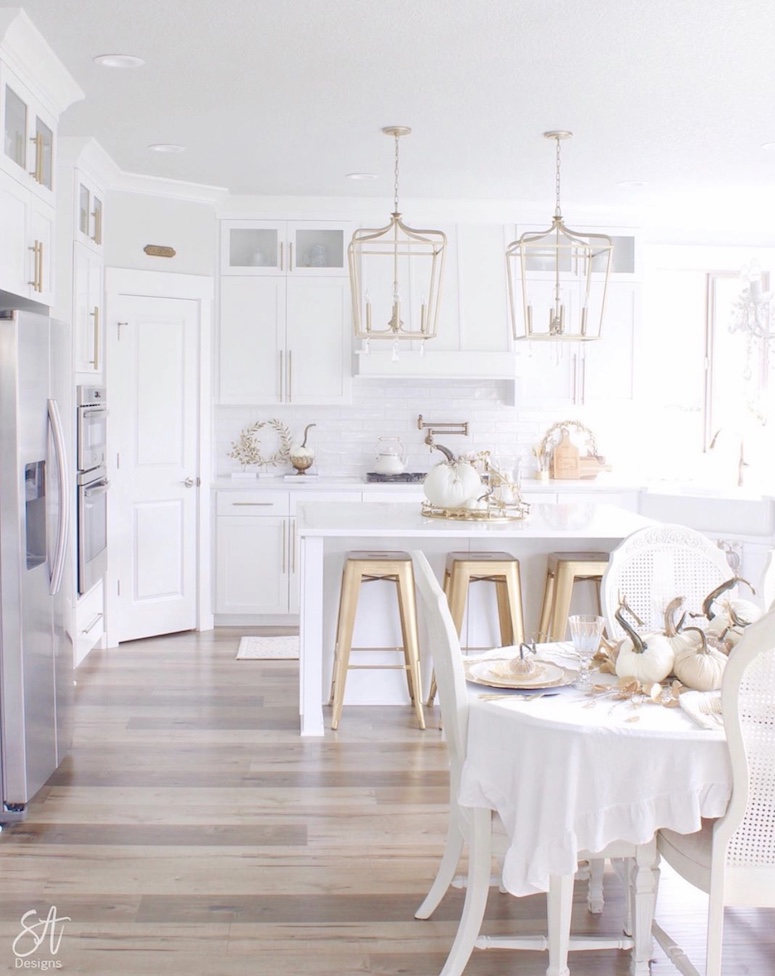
[730,261,774,348]
[348,126,447,354]
[506,131,613,341]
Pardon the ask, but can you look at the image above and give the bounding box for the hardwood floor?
[0,626,772,975]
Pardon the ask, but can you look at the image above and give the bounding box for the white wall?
[104,191,216,276]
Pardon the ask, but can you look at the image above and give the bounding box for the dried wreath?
[228,419,292,470]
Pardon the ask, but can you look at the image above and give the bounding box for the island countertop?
[295,500,653,539]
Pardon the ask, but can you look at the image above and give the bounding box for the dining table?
[456,643,732,975]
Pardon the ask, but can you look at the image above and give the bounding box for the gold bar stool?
[329,550,425,731]
[427,551,524,706]
[537,551,610,642]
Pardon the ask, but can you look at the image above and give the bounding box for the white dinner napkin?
[679,690,724,730]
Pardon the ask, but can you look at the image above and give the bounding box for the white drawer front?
[217,490,289,516]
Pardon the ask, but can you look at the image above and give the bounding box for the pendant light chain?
[554,134,562,220]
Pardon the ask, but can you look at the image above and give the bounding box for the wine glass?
[568,614,605,689]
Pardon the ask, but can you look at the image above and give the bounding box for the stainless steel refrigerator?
[0,310,73,821]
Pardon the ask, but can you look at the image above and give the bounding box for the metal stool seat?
[329,550,425,731]
[537,551,610,642]
[428,550,524,705]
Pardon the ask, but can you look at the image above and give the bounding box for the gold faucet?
[709,429,748,487]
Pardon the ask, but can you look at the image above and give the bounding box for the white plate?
[464,658,578,690]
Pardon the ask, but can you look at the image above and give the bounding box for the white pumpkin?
[614,602,675,684]
[672,626,727,691]
[423,444,484,509]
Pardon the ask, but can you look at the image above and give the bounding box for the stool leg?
[397,572,424,729]
[537,572,556,643]
[494,579,514,646]
[445,568,469,641]
[428,568,460,706]
[501,564,525,647]
[550,566,575,642]
[330,563,361,731]
[396,567,425,730]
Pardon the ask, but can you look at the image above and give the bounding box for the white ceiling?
[13,0,775,227]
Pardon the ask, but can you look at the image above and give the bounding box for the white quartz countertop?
[295,501,653,539]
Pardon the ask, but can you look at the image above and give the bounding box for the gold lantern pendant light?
[349,126,447,357]
[506,131,613,341]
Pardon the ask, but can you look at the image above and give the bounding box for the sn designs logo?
[12,907,70,970]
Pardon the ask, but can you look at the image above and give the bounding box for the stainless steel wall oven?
[76,387,108,595]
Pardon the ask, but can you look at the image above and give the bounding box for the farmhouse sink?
[642,482,775,537]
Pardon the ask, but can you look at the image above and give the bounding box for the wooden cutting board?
[551,429,580,479]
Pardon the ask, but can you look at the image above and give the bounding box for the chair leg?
[705,879,725,976]
[550,565,575,641]
[437,807,491,976]
[414,811,465,919]
[546,873,573,976]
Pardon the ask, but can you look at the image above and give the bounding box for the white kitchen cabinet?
[72,242,103,374]
[0,172,54,304]
[220,219,350,276]
[515,280,639,405]
[76,174,103,251]
[218,275,351,404]
[214,491,291,614]
[214,488,362,616]
[1,64,55,198]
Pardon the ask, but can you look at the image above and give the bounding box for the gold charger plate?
[464,658,578,690]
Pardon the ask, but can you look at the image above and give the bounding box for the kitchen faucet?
[709,428,748,487]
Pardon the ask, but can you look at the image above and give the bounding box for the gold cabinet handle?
[289,242,293,273]
[278,350,284,400]
[91,206,102,245]
[279,241,284,272]
[287,349,292,403]
[28,133,43,183]
[281,521,287,574]
[291,519,296,574]
[89,306,100,367]
[27,241,42,291]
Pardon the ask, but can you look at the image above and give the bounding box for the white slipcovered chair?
[652,606,775,976]
[411,549,655,976]
[601,523,734,639]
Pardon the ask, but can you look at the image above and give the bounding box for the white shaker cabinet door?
[215,515,289,614]
[284,277,352,405]
[218,276,285,403]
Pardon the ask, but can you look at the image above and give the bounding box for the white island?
[295,501,655,735]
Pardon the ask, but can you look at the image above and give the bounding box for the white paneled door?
[109,293,199,642]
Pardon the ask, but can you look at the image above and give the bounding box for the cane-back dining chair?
[652,606,775,976]
[601,523,734,639]
[411,549,655,976]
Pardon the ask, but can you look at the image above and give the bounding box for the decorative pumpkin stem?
[615,599,646,653]
[680,625,709,653]
[664,596,685,638]
[300,423,316,449]
[702,577,739,620]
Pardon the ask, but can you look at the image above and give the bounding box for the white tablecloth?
[458,645,732,897]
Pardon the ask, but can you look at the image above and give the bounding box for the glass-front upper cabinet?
[78,178,103,248]
[220,219,350,276]
[1,70,56,194]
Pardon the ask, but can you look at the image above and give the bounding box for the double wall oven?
[76,386,108,595]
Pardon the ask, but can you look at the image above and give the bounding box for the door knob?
[182,477,195,488]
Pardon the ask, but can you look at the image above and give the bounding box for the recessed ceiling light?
[347,172,379,181]
[616,180,647,188]
[761,141,775,150]
[148,144,186,154]
[93,53,145,68]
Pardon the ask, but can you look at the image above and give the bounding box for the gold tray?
[465,658,578,690]
[421,501,530,522]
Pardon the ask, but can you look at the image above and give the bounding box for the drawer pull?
[82,612,103,634]
[232,501,275,507]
